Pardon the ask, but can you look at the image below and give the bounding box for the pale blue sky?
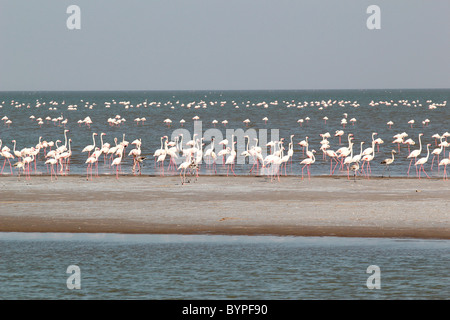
[0,0,449,91]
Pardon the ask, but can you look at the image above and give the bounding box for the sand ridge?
[0,175,448,239]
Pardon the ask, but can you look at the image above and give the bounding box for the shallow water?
[0,89,449,178]
[0,232,448,299]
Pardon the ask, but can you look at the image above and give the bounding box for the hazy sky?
[0,0,449,91]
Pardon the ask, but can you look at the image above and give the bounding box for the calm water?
[0,89,449,178]
[0,233,448,300]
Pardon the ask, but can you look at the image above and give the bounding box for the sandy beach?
[0,175,448,239]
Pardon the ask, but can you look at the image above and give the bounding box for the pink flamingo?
[415,144,431,179]
[438,152,450,180]
[430,137,444,171]
[361,140,376,179]
[407,133,423,177]
[82,132,98,158]
[1,148,14,175]
[45,157,58,181]
[111,152,123,179]
[325,150,339,175]
[300,151,316,180]
[335,130,344,145]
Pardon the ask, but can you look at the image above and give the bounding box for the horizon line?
[1,88,449,93]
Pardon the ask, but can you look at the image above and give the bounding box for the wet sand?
[0,175,449,239]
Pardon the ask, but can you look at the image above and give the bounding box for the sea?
[0,232,448,300]
[0,89,449,178]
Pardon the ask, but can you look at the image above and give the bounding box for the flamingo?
[414,144,431,179]
[82,132,98,157]
[387,121,394,129]
[392,136,404,152]
[56,129,69,154]
[432,134,441,146]
[58,138,72,174]
[361,139,376,179]
[249,138,263,174]
[335,130,344,145]
[178,154,192,185]
[22,154,34,180]
[300,150,316,180]
[12,140,22,160]
[205,138,217,173]
[111,152,123,179]
[351,142,365,164]
[128,139,142,174]
[45,157,58,181]
[380,150,396,178]
[218,137,229,165]
[225,141,237,177]
[13,161,25,179]
[374,137,384,152]
[157,138,168,176]
[298,136,308,156]
[362,133,378,156]
[407,133,423,176]
[336,134,354,169]
[343,142,355,179]
[431,137,444,171]
[438,153,450,180]
[325,149,339,175]
[350,161,360,181]
[153,136,166,164]
[403,138,415,154]
[85,153,97,181]
[1,148,14,175]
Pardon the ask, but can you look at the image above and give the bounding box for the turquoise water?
[0,89,449,178]
[0,233,448,299]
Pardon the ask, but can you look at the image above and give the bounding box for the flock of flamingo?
[0,96,449,183]
[1,127,449,183]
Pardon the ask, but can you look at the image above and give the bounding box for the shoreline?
[0,175,449,240]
